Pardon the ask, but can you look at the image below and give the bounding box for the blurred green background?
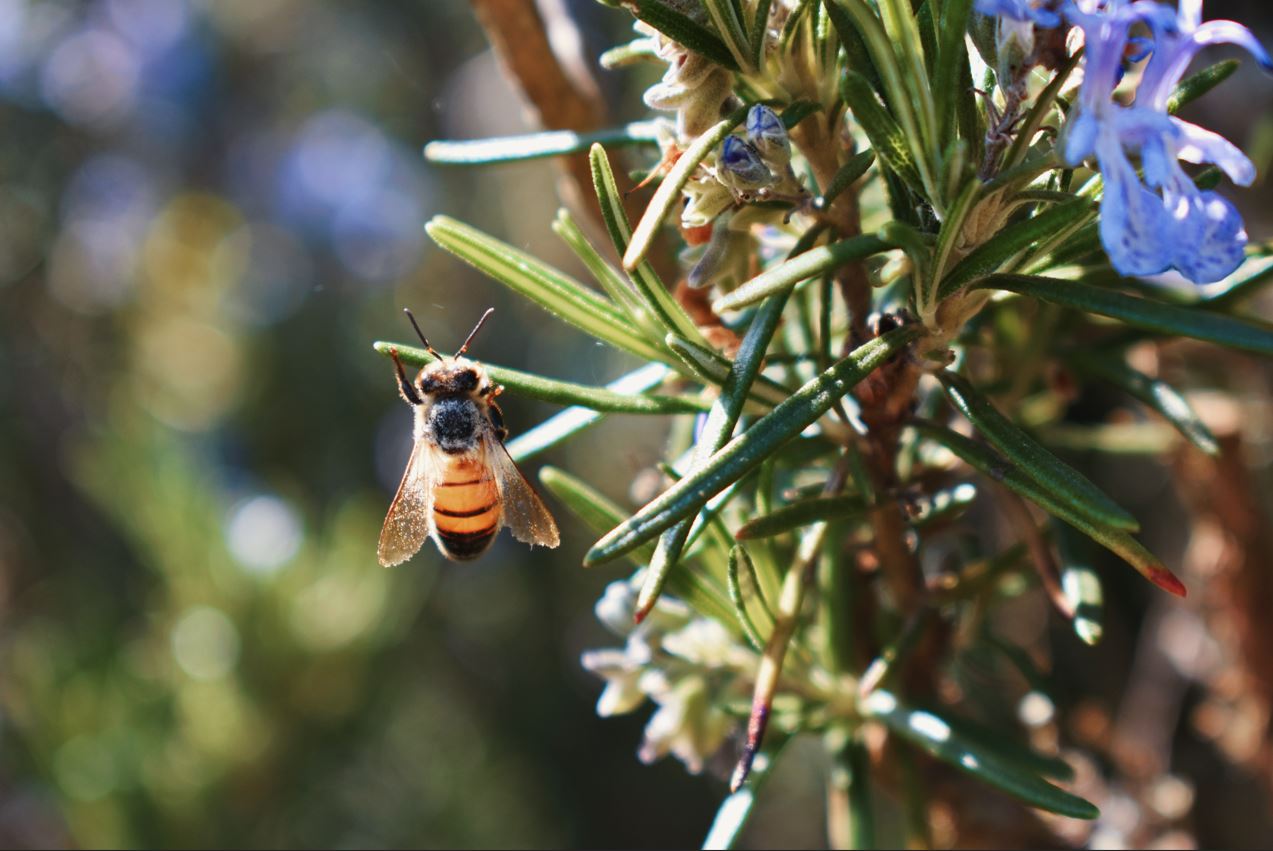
[1,1,1272,847]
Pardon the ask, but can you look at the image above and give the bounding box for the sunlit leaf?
[1070,353,1218,456]
[974,274,1273,356]
[506,363,676,461]
[622,0,741,70]
[375,343,706,415]
[914,424,1186,596]
[589,145,712,348]
[637,277,794,621]
[623,106,749,271]
[862,691,1098,819]
[937,371,1139,531]
[424,123,660,165]
[539,466,736,627]
[712,233,890,312]
[586,326,920,566]
[425,216,668,363]
[839,69,926,198]
[939,199,1096,297]
[734,494,868,539]
[702,736,790,850]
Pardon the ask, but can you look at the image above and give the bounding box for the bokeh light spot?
[170,605,240,681]
[225,494,302,575]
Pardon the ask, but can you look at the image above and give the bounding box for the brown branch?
[468,0,606,224]
[790,116,871,343]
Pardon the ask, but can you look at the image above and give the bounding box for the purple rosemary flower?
[1061,1,1270,283]
[744,104,791,170]
[974,0,1062,27]
[718,135,774,194]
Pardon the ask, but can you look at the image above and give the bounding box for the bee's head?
[417,360,484,398]
[402,307,495,397]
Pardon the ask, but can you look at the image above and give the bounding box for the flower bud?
[580,649,647,717]
[594,579,639,636]
[718,135,774,194]
[637,677,733,774]
[996,15,1036,81]
[745,104,791,169]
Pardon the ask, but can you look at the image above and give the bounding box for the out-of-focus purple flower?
[1060,1,1270,283]
[974,0,1062,28]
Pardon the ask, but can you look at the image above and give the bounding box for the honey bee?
[378,308,559,565]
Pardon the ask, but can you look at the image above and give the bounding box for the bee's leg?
[487,399,508,442]
[388,347,422,405]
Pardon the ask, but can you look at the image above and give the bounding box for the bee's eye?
[419,375,439,394]
[455,371,478,392]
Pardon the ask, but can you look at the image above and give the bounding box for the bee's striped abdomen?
[433,457,500,560]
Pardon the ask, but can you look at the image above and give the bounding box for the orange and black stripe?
[433,458,500,561]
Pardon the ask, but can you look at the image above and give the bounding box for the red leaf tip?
[1150,567,1188,598]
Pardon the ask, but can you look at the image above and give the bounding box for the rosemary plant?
[384,1,1273,846]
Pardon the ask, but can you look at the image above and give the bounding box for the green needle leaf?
[425,216,669,363]
[973,274,1273,357]
[664,333,797,411]
[862,691,1099,819]
[727,546,768,652]
[703,0,755,71]
[1070,353,1219,456]
[934,0,974,145]
[839,69,927,199]
[424,122,660,165]
[702,736,791,850]
[814,148,877,211]
[623,106,748,271]
[623,0,742,70]
[937,371,1139,531]
[553,208,664,341]
[590,145,711,347]
[1167,59,1239,115]
[374,343,706,415]
[637,275,795,622]
[585,325,920,566]
[538,466,736,627]
[750,0,774,69]
[506,363,678,461]
[915,423,1187,596]
[712,233,891,313]
[734,494,869,539]
[938,199,1096,298]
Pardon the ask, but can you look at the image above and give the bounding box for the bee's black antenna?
[403,308,441,359]
[456,308,494,357]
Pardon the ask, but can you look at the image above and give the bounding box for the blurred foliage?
[2,0,1273,849]
[0,0,719,846]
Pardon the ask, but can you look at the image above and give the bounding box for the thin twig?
[730,454,852,791]
[996,484,1073,618]
[469,0,606,225]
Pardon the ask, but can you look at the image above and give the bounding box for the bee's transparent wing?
[486,433,560,548]
[378,440,438,566]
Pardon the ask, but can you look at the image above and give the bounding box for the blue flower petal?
[1175,119,1256,186]
[1099,167,1173,277]
[1168,190,1248,283]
